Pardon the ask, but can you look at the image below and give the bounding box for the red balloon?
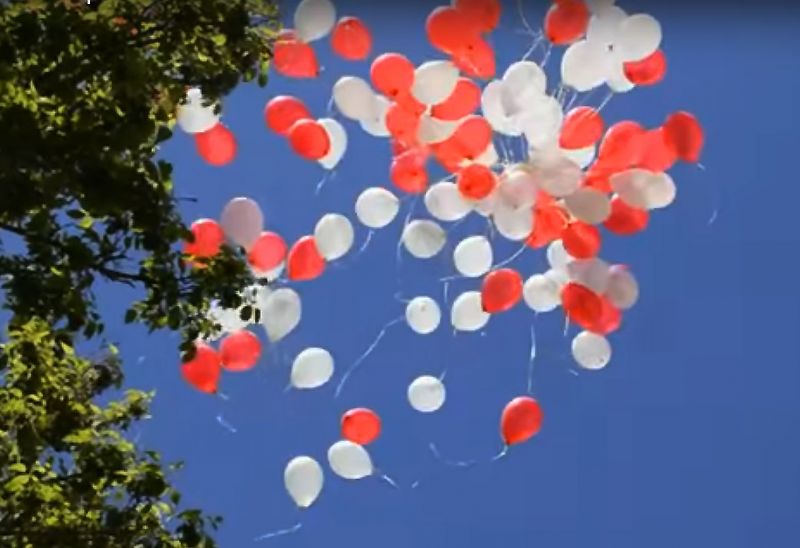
[181,342,221,394]
[598,121,646,170]
[624,50,667,86]
[391,148,429,194]
[195,123,236,166]
[341,408,381,445]
[247,231,287,272]
[544,0,589,45]
[331,16,372,60]
[481,268,523,313]
[560,106,604,149]
[431,77,481,121]
[457,163,497,200]
[431,115,493,170]
[454,0,502,32]
[583,162,615,193]
[287,235,326,281]
[562,221,601,259]
[561,282,603,331]
[184,219,224,258]
[500,396,544,445]
[590,297,622,335]
[527,198,569,248]
[637,128,677,172]
[220,330,261,372]
[603,195,649,235]
[663,111,704,164]
[451,37,496,79]
[264,95,311,136]
[288,119,330,160]
[426,6,482,54]
[274,29,319,79]
[385,102,421,148]
[370,53,415,99]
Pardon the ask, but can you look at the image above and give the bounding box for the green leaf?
[9,463,26,474]
[212,34,227,46]
[5,474,30,493]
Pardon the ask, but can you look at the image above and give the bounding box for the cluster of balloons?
[175,0,705,519]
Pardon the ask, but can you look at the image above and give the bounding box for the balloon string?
[314,170,333,196]
[334,316,404,398]
[395,196,420,271]
[216,414,238,434]
[254,522,303,542]
[494,242,528,269]
[562,314,570,338]
[596,90,614,114]
[527,321,537,395]
[357,230,374,255]
[429,443,477,468]
[490,445,509,462]
[377,472,400,489]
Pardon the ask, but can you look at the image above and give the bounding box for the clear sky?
[95,1,800,546]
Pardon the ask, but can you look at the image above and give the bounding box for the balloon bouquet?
[176,0,704,534]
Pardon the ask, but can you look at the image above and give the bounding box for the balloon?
[623,49,666,85]
[359,95,391,137]
[481,268,523,313]
[603,195,649,235]
[412,60,460,106]
[527,148,583,197]
[341,408,381,445]
[370,53,415,99]
[264,96,311,136]
[402,219,446,259]
[331,16,372,60]
[609,168,655,210]
[522,95,565,150]
[561,282,603,331]
[408,375,446,413]
[274,30,319,78]
[563,144,597,169]
[560,106,604,149]
[288,119,331,160]
[561,40,608,92]
[333,76,378,121]
[663,111,704,163]
[220,330,261,372]
[454,0,502,32]
[637,128,677,172]
[391,148,429,193]
[424,182,471,222]
[566,257,610,294]
[432,115,493,168]
[177,89,219,134]
[453,235,493,277]
[451,290,491,331]
[355,187,400,228]
[431,77,481,120]
[547,239,575,271]
[605,265,639,310]
[317,118,348,170]
[287,236,326,281]
[207,302,248,337]
[500,396,544,445]
[185,219,224,258]
[291,347,334,389]
[261,288,302,343]
[181,342,221,393]
[527,195,569,249]
[386,102,422,147]
[314,213,354,261]
[451,37,496,79]
[195,123,236,166]
[248,231,288,272]
[425,6,481,54]
[564,187,611,224]
[284,456,324,508]
[492,200,534,242]
[406,296,441,335]
[417,114,459,145]
[220,197,263,250]
[562,221,601,259]
[598,121,646,169]
[571,331,611,370]
[616,13,662,62]
[327,440,373,480]
[523,273,561,313]
[457,163,497,200]
[294,0,336,42]
[545,0,590,45]
[591,295,621,335]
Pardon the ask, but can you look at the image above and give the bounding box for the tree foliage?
[0,0,280,545]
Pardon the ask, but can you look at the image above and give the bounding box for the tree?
[0,1,280,545]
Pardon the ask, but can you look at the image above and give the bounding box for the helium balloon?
[327,440,373,480]
[455,0,502,32]
[195,123,236,166]
[566,258,611,294]
[341,408,381,445]
[560,106,604,149]
[417,114,459,145]
[294,0,336,42]
[562,145,597,169]
[571,331,611,370]
[609,168,655,210]
[528,200,569,249]
[561,40,608,92]
[291,347,334,389]
[408,375,446,413]
[359,94,391,137]
[638,128,677,172]
[616,13,662,62]
[287,236,326,281]
[317,118,348,170]
[451,290,491,331]
[431,77,481,121]
[547,239,575,271]
[492,200,534,242]
[424,182,471,222]
[181,342,221,394]
[248,231,288,273]
[333,76,379,121]
[274,30,319,78]
[562,221,602,259]
[663,111,704,163]
[605,265,639,310]
[386,102,422,147]
[457,163,497,200]
[481,268,523,313]
[603,194,649,235]
[412,60,460,106]
[331,17,372,60]
[453,235,493,278]
[185,219,224,259]
[370,53,415,99]
[564,188,611,224]
[527,148,583,197]
[451,37,496,79]
[264,96,311,136]
[220,197,263,250]
[623,49,666,86]
[391,148,429,193]
[599,121,646,169]
[284,456,324,509]
[288,119,331,160]
[314,213,354,261]
[405,296,441,335]
[177,89,219,134]
[425,6,482,55]
[355,187,400,229]
[523,273,561,313]
[220,330,261,372]
[544,0,589,45]
[402,219,446,259]
[262,288,302,343]
[561,282,604,331]
[500,396,544,445]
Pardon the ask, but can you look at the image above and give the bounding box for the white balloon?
[252,261,285,283]
[314,213,354,261]
[645,172,677,209]
[528,148,583,197]
[571,331,612,370]
[474,143,499,167]
[327,440,372,480]
[561,40,611,92]
[474,191,498,217]
[261,288,302,343]
[481,80,522,136]
[498,166,538,209]
[220,197,263,250]
[605,265,639,310]
[545,267,570,290]
[523,274,561,313]
[547,239,575,270]
[562,145,596,169]
[493,200,534,241]
[407,375,446,413]
[294,0,336,42]
[522,95,564,151]
[607,70,636,94]
[564,187,611,224]
[587,6,627,46]
[453,235,492,277]
[284,456,324,508]
[359,95,391,137]
[176,89,219,134]
[610,168,654,209]
[355,187,400,229]
[333,77,378,121]
[567,258,611,294]
[412,60,460,106]
[424,182,471,222]
[206,302,248,340]
[617,13,662,62]
[586,0,618,15]
[451,291,490,332]
[317,118,347,170]
[402,220,446,259]
[418,114,459,145]
[502,61,547,104]
[291,347,334,389]
[405,296,441,335]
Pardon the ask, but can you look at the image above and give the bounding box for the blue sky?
[95,1,800,546]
